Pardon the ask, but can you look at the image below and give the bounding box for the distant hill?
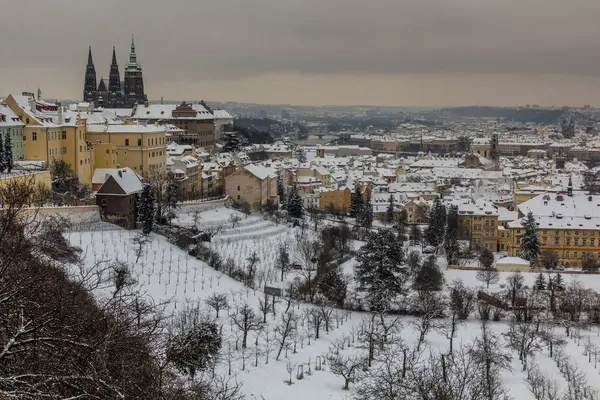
[440,106,568,124]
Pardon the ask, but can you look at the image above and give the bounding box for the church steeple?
[126,37,140,71]
[123,36,146,107]
[83,46,97,103]
[108,46,123,107]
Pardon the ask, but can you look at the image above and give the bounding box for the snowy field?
[61,207,600,399]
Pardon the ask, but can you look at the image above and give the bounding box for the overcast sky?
[2,0,600,107]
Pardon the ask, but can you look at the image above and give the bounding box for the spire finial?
[111,46,117,65]
[87,46,94,65]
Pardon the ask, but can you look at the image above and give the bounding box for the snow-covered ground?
[62,207,600,399]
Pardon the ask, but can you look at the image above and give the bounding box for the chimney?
[144,101,149,108]
[118,170,123,178]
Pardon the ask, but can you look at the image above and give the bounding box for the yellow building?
[504,191,600,268]
[319,187,351,214]
[0,170,51,191]
[86,123,167,176]
[454,199,501,251]
[93,143,119,169]
[6,95,94,187]
[505,215,600,268]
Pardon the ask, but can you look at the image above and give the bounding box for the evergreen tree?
[410,224,422,245]
[552,273,565,291]
[221,131,241,153]
[138,183,156,235]
[276,173,285,207]
[444,205,459,265]
[0,132,5,174]
[385,193,395,224]
[355,230,406,311]
[413,255,444,291]
[519,212,541,265]
[349,185,363,218]
[425,198,446,248]
[296,148,307,163]
[359,193,373,228]
[3,131,12,173]
[286,183,303,218]
[533,273,546,290]
[317,266,347,307]
[164,171,180,224]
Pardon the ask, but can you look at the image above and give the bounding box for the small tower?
[490,133,499,162]
[567,174,573,197]
[83,46,97,103]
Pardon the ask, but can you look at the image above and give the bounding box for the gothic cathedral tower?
[123,38,147,108]
[108,46,123,108]
[83,46,97,103]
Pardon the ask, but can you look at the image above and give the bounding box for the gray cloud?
[1,0,600,105]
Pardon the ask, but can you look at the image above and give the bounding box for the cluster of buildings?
[223,126,600,269]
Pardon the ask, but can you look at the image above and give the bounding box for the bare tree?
[329,355,365,390]
[131,231,151,263]
[526,364,561,400]
[206,293,229,318]
[275,311,297,361]
[411,290,445,353]
[229,213,241,228]
[258,295,271,323]
[469,320,512,400]
[230,303,263,349]
[476,263,500,289]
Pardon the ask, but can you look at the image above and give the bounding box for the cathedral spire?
[87,46,94,65]
[108,45,122,106]
[83,46,97,103]
[111,46,118,66]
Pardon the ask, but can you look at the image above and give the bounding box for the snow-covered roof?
[508,214,600,231]
[245,164,276,180]
[212,109,233,119]
[96,168,143,195]
[518,192,600,219]
[87,124,165,134]
[132,103,214,120]
[0,105,24,127]
[496,257,530,266]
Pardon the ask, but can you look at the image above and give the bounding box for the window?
[516,238,521,244]
[26,118,29,124]
[555,238,560,245]
[63,147,67,154]
[237,195,240,200]
[574,252,578,258]
[62,131,66,139]
[237,185,240,191]
[584,239,587,246]
[125,139,129,146]
[566,252,570,258]
[101,199,107,206]
[106,149,110,154]
[32,132,37,141]
[80,160,83,165]
[23,135,26,141]
[138,139,142,146]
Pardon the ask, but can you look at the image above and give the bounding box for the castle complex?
[83,39,147,108]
